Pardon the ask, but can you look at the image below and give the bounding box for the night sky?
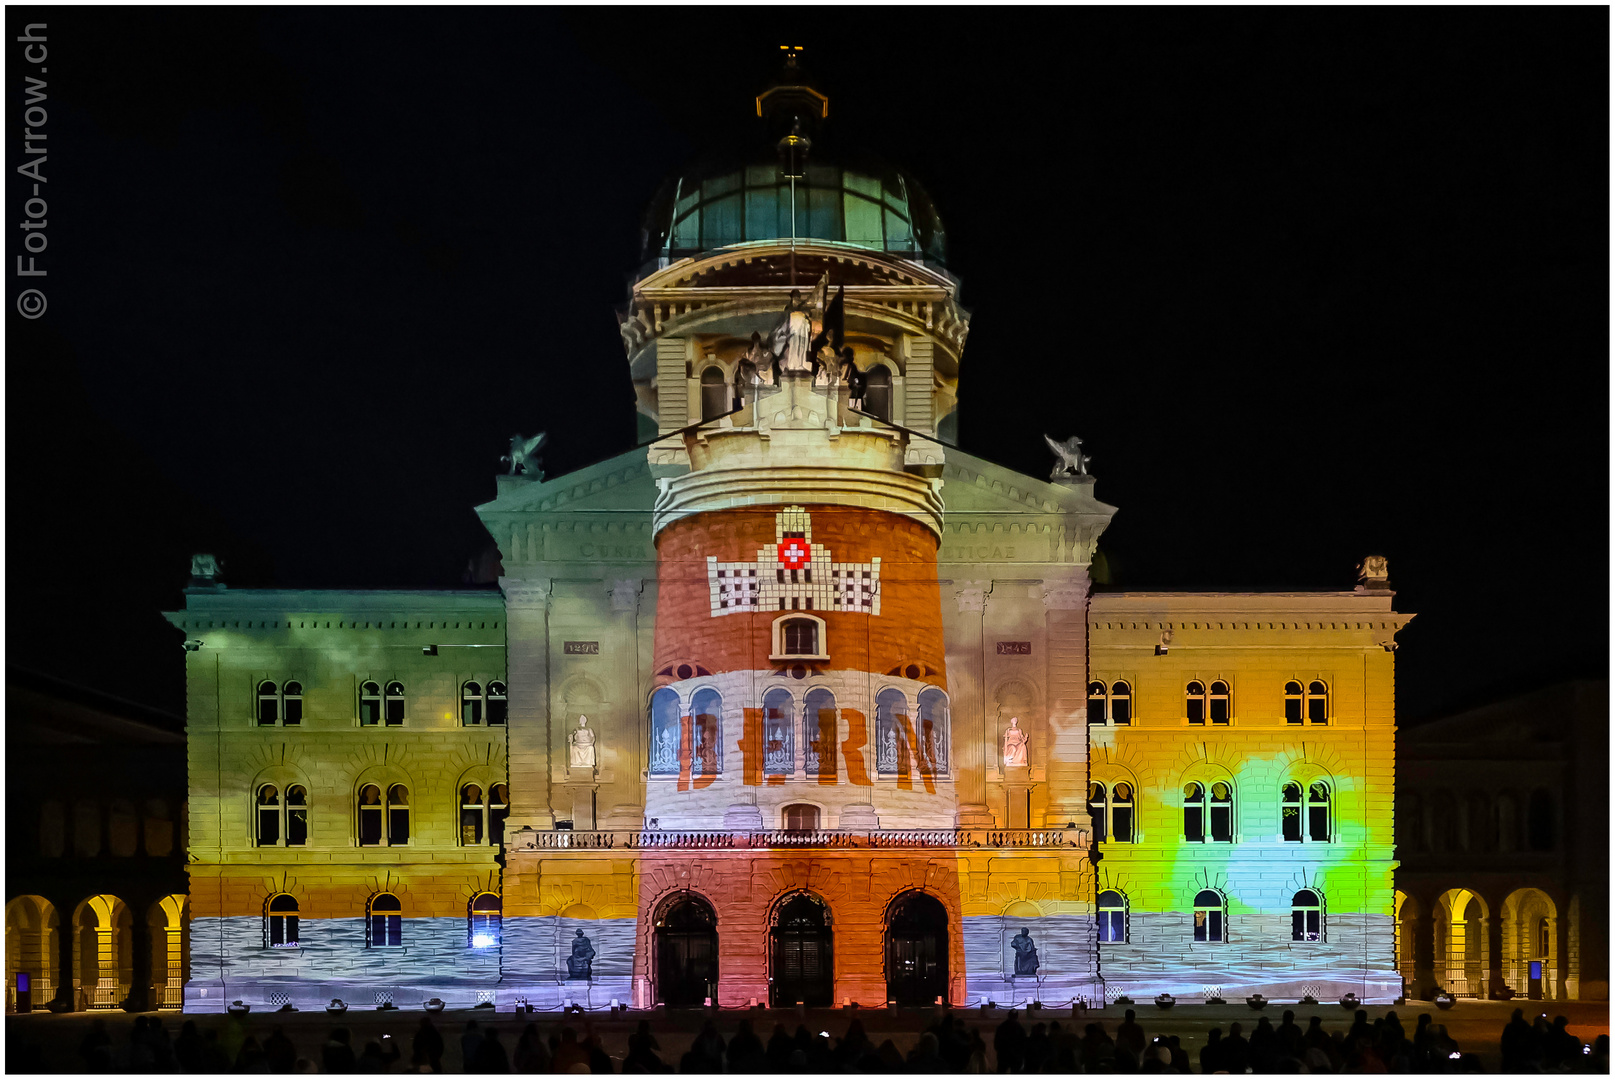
[7,8,1606,725]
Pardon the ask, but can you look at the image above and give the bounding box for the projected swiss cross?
[706,505,881,616]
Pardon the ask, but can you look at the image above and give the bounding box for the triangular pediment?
[474,447,660,518]
[940,448,1117,520]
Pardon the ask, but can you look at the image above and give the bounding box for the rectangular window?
[384,698,404,726]
[463,699,482,726]
[371,914,401,947]
[1111,698,1131,725]
[1209,698,1229,724]
[359,699,380,725]
[1308,698,1328,724]
[1185,806,1205,844]
[1210,804,1233,843]
[1285,698,1303,724]
[1195,909,1223,943]
[1293,909,1320,942]
[1283,805,1302,843]
[358,807,382,847]
[258,808,279,846]
[1308,804,1329,843]
[1099,911,1124,943]
[258,699,278,726]
[269,915,298,947]
[388,808,409,846]
[282,698,302,725]
[286,809,307,847]
[1113,805,1134,843]
[1187,697,1205,724]
[461,809,483,846]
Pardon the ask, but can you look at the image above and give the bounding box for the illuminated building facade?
[167,63,1410,1011]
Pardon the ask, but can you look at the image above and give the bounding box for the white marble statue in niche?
[1002,716,1029,768]
[569,715,597,770]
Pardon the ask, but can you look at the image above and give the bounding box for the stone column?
[953,582,991,826]
[1041,576,1091,823]
[503,578,555,831]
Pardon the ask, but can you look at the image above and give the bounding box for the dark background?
[7,8,1607,724]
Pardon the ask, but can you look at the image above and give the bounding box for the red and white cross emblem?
[778,538,811,569]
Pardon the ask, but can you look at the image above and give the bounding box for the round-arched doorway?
[654,893,718,1008]
[886,891,949,1005]
[771,892,833,1007]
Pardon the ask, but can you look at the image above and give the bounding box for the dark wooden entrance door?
[655,895,718,1008]
[886,892,949,1005]
[771,893,833,1006]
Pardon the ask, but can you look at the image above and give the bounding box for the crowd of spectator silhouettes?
[8,1003,1607,1073]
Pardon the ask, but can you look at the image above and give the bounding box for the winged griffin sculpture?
[501,432,547,478]
[1044,434,1092,478]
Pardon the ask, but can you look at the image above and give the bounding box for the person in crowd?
[727,1018,765,1072]
[265,1025,298,1073]
[470,1026,510,1073]
[322,1028,357,1075]
[993,1009,1027,1073]
[412,1016,445,1072]
[552,1026,591,1074]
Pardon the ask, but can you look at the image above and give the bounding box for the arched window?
[764,688,796,777]
[863,366,892,421]
[875,688,908,776]
[387,785,410,845]
[691,688,722,777]
[917,688,950,775]
[459,783,509,846]
[461,682,484,726]
[460,785,484,845]
[267,895,299,948]
[358,784,409,847]
[256,785,281,846]
[1307,681,1328,724]
[1193,889,1225,943]
[783,804,820,831]
[1185,782,1234,843]
[360,681,382,725]
[1282,781,1330,843]
[1088,681,1131,726]
[649,688,681,775]
[383,682,406,726]
[1527,789,1555,851]
[772,614,827,660]
[1111,782,1134,842]
[285,785,308,846]
[700,365,728,421]
[469,894,501,949]
[1307,782,1331,842]
[282,682,303,725]
[1284,681,1304,724]
[1186,681,1206,724]
[1090,782,1134,843]
[258,681,280,725]
[253,785,307,849]
[487,682,508,726]
[1291,889,1323,942]
[1209,681,1231,724]
[368,893,402,948]
[1098,890,1128,943]
[803,687,837,778]
[1110,681,1132,725]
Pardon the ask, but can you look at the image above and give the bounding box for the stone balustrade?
[511,827,1090,851]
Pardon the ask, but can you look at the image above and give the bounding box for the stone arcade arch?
[1501,887,1559,1000]
[885,891,949,1006]
[1433,888,1489,998]
[653,891,718,1009]
[71,895,133,1010]
[5,896,58,1012]
[770,891,834,1007]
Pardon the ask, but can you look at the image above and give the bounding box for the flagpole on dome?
[772,45,811,287]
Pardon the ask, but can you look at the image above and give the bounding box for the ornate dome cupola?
[636,50,948,273]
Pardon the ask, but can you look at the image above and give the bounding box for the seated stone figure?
[566,929,595,980]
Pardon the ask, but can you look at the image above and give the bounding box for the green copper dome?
[640,160,947,267]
